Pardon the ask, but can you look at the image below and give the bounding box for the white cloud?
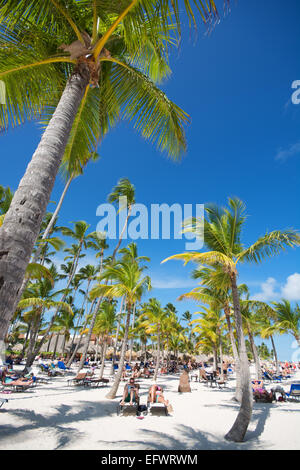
[275,141,300,161]
[251,277,279,302]
[252,273,300,302]
[281,273,300,301]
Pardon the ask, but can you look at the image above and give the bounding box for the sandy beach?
[0,363,299,451]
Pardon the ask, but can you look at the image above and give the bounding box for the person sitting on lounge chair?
[252,380,275,402]
[132,365,142,379]
[120,378,140,406]
[148,384,173,412]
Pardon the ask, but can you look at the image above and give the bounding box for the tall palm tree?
[163,197,300,442]
[108,178,136,260]
[18,280,73,367]
[161,306,181,369]
[91,300,117,379]
[28,221,91,361]
[0,0,199,334]
[191,306,226,374]
[140,297,168,381]
[90,259,151,398]
[51,306,75,356]
[119,241,150,361]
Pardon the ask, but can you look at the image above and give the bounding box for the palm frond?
[238,229,300,264]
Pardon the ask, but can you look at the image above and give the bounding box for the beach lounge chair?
[263,371,283,383]
[57,361,70,371]
[0,398,8,408]
[147,400,168,416]
[1,378,34,393]
[117,392,140,416]
[117,401,140,416]
[83,377,109,388]
[286,383,300,401]
[67,372,87,386]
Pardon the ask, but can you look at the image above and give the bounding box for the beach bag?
[138,405,148,414]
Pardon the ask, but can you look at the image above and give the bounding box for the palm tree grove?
[0,0,300,454]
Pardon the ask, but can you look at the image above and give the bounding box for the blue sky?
[2,0,300,360]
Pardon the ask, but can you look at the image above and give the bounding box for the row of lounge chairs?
[262,371,291,383]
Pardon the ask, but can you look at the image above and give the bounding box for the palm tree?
[161,306,181,370]
[140,298,168,381]
[163,197,300,442]
[119,241,150,361]
[90,259,151,398]
[273,300,300,346]
[91,301,117,379]
[182,310,193,339]
[18,278,73,367]
[0,0,199,333]
[25,221,91,362]
[191,306,226,374]
[108,178,136,260]
[51,306,75,356]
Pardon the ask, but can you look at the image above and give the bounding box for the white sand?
[0,364,299,450]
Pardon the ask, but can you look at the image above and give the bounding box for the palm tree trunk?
[247,323,261,380]
[225,273,252,443]
[36,175,74,259]
[224,306,242,402]
[154,329,161,381]
[219,334,224,381]
[0,66,90,356]
[128,302,136,364]
[25,314,41,367]
[270,335,280,375]
[99,339,108,379]
[111,207,132,261]
[22,321,32,357]
[213,346,218,371]
[46,333,53,353]
[106,304,132,399]
[110,296,125,375]
[76,249,108,372]
[52,334,60,360]
[95,337,100,362]
[67,299,96,367]
[76,295,103,373]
